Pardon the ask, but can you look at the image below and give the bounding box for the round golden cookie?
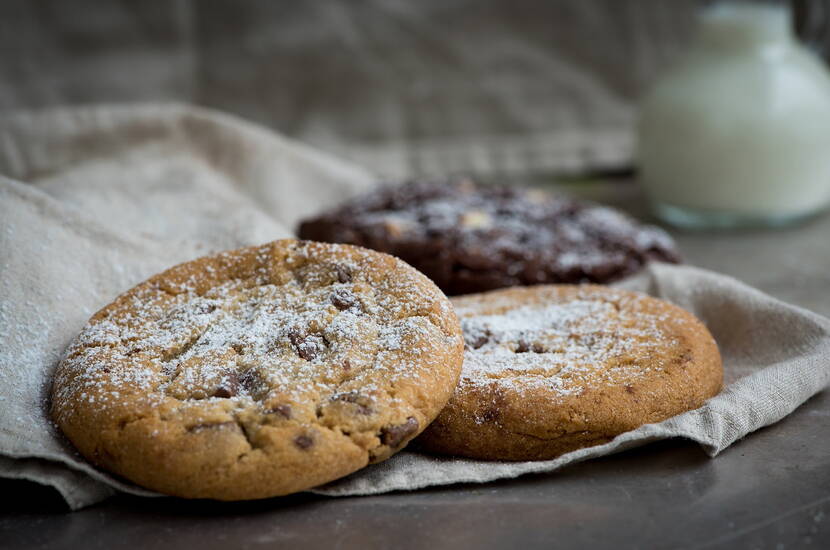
[52,239,463,500]
[416,285,722,461]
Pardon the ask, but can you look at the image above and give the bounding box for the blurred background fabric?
[2,0,824,179]
[0,0,700,178]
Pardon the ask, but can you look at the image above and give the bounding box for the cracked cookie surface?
[51,239,463,499]
[416,285,722,460]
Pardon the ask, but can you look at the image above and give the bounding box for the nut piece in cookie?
[416,285,722,461]
[51,239,464,500]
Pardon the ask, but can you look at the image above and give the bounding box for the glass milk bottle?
[638,2,830,228]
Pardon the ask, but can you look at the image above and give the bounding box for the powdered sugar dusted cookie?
[52,239,463,500]
[416,285,722,460]
[297,180,681,295]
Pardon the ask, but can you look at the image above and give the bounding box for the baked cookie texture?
[52,239,464,500]
[297,180,681,295]
[416,285,722,461]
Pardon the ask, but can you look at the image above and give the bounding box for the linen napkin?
[1,104,827,510]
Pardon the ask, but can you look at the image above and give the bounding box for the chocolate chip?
[264,404,292,419]
[380,417,419,447]
[625,385,636,394]
[330,288,359,311]
[287,328,303,347]
[468,331,490,349]
[335,265,352,283]
[212,387,234,399]
[532,343,546,354]
[331,391,373,415]
[240,369,267,399]
[194,303,217,314]
[297,343,317,361]
[342,359,351,372]
[212,371,240,398]
[515,340,530,353]
[287,329,325,361]
[294,434,314,450]
[480,408,500,422]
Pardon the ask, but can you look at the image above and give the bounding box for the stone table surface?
[3,181,829,550]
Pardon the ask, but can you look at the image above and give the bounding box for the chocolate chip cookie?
[416,285,722,460]
[52,239,464,500]
[297,180,681,295]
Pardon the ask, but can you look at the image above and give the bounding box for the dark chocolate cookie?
[297,180,680,295]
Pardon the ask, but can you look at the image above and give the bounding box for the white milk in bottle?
[639,2,830,227]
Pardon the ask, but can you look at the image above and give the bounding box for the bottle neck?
[698,2,793,52]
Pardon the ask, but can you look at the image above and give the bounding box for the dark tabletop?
[3,181,829,550]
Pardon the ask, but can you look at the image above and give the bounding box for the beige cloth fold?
[1,104,828,510]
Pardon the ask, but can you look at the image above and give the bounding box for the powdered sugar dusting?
[53,241,459,425]
[298,180,681,294]
[455,289,681,408]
